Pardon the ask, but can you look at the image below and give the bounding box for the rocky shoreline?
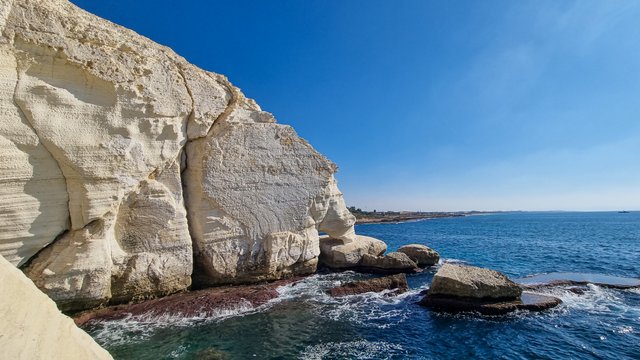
[79,244,632,329]
[72,247,640,331]
[74,240,443,327]
[353,211,504,224]
[74,277,302,327]
[355,213,465,224]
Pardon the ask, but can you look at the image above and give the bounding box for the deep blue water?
[87,212,640,359]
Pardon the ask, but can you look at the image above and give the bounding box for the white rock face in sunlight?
[0,0,360,311]
[0,255,113,359]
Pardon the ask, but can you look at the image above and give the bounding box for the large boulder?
[319,235,386,269]
[397,244,440,267]
[420,264,561,315]
[427,263,522,300]
[359,252,420,274]
[0,0,358,310]
[329,274,409,297]
[0,255,112,359]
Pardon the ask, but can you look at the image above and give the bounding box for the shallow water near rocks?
[516,272,640,288]
[86,212,640,359]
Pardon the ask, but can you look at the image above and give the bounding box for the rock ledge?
[329,274,409,297]
[420,263,561,314]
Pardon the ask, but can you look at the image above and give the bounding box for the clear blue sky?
[71,0,640,211]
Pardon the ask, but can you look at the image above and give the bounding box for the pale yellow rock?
[0,46,69,267]
[397,244,440,267]
[109,161,192,303]
[319,235,387,269]
[0,255,113,360]
[1,0,360,310]
[0,0,218,308]
[183,94,349,286]
[311,177,358,242]
[428,263,523,300]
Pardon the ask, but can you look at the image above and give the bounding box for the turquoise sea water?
[86,212,640,359]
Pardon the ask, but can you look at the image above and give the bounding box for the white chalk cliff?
[0,0,358,311]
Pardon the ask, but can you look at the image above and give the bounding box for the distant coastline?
[351,209,500,224]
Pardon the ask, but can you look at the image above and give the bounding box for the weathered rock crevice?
[17,227,69,271]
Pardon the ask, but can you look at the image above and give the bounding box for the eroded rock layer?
[0,0,358,311]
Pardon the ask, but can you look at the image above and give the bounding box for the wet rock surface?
[329,274,409,297]
[420,292,562,315]
[73,277,301,327]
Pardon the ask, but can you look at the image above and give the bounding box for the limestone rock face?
[319,235,387,269]
[0,255,113,359]
[184,97,355,286]
[0,0,357,310]
[397,244,440,267]
[427,264,522,300]
[0,45,69,267]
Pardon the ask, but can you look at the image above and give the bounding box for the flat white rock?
[0,255,112,359]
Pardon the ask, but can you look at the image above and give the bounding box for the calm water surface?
[87,212,640,359]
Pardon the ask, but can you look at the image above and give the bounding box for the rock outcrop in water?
[328,273,409,297]
[427,264,522,300]
[358,252,420,274]
[420,264,561,315]
[319,236,421,274]
[319,235,387,269]
[0,255,112,359]
[397,244,440,267]
[0,0,362,311]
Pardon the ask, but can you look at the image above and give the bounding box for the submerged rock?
[516,272,640,290]
[567,286,587,295]
[359,252,421,274]
[397,244,440,267]
[329,274,409,297]
[193,348,230,360]
[427,263,522,300]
